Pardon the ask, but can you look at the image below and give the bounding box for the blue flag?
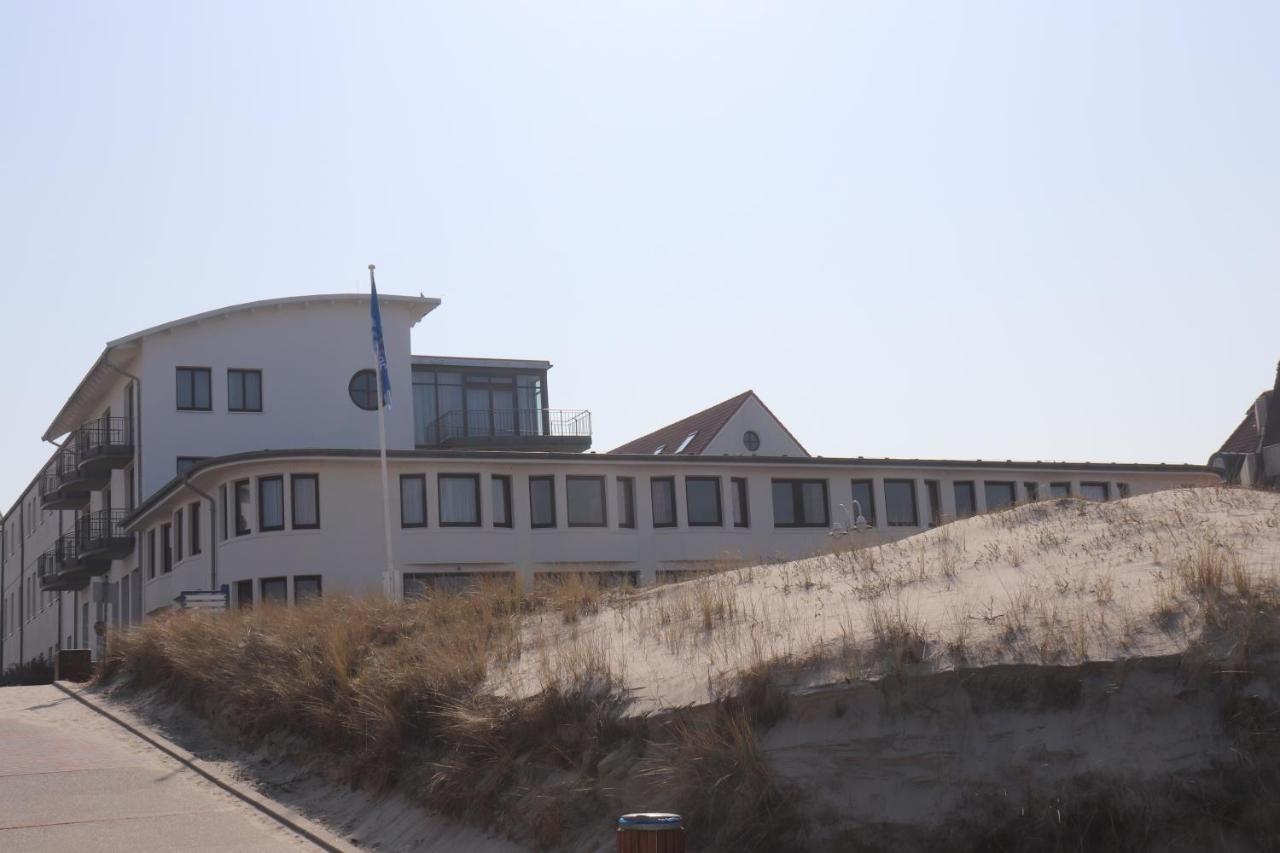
[370,273,391,408]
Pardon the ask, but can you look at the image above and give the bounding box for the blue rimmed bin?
[617,813,684,853]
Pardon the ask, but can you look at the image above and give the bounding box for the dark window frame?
[227,368,263,413]
[1117,483,1131,499]
[234,479,251,536]
[176,456,209,476]
[257,475,285,532]
[685,476,724,527]
[349,370,379,411]
[291,474,320,530]
[175,367,212,412]
[161,523,173,573]
[566,475,608,528]
[1080,481,1110,502]
[617,476,636,529]
[771,478,830,528]
[491,475,513,528]
[235,578,253,609]
[438,473,483,527]
[884,479,919,527]
[850,479,877,527]
[925,480,942,527]
[219,484,228,541]
[953,481,977,518]
[294,574,323,603]
[650,476,678,528]
[1023,482,1040,502]
[1049,481,1072,498]
[260,576,288,604]
[529,476,557,529]
[731,477,750,528]
[983,480,1017,512]
[189,501,202,556]
[174,507,184,561]
[147,529,157,580]
[399,474,428,528]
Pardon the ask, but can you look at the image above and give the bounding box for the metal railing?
[424,408,592,445]
[77,416,132,458]
[37,549,63,585]
[37,446,81,500]
[78,509,130,551]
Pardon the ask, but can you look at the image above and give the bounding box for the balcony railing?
[77,509,133,560]
[423,408,592,449]
[38,446,90,510]
[77,416,133,482]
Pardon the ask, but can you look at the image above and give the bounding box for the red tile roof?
[1219,391,1270,454]
[609,391,755,455]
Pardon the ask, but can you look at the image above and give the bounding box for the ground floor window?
[884,479,918,527]
[530,476,557,528]
[984,481,1016,511]
[235,579,253,609]
[771,479,829,527]
[566,476,607,527]
[260,576,287,604]
[650,477,677,527]
[731,478,749,528]
[294,575,322,603]
[439,474,481,526]
[685,477,723,526]
[400,474,427,527]
[492,475,512,527]
[1049,482,1071,498]
[926,480,942,527]
[953,481,976,518]
[1080,482,1110,502]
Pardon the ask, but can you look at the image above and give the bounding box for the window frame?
[1049,481,1072,498]
[983,480,1017,512]
[1080,481,1110,502]
[227,368,263,413]
[1023,482,1040,502]
[257,475,285,533]
[161,523,173,573]
[235,578,254,609]
[260,576,288,605]
[147,529,157,580]
[731,477,750,528]
[491,475,513,528]
[348,370,379,411]
[399,474,428,528]
[175,367,212,412]
[617,476,636,529]
[650,476,678,528]
[850,479,877,527]
[925,479,942,527]
[438,473,483,527]
[953,481,977,518]
[294,574,323,603]
[189,501,202,556]
[883,479,919,527]
[174,507,184,561]
[684,476,723,527]
[234,479,252,536]
[219,484,228,541]
[770,478,830,528]
[564,475,607,528]
[291,474,320,530]
[529,475,558,529]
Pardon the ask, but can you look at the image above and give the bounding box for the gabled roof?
[1219,393,1269,454]
[1264,363,1280,448]
[610,391,755,455]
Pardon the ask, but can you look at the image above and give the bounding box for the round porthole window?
[743,430,760,451]
[348,370,379,411]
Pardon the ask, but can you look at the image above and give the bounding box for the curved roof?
[44,293,439,440]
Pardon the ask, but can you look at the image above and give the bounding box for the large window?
[261,577,287,604]
[731,478,749,528]
[492,475,512,528]
[291,474,319,529]
[234,480,251,535]
[530,476,556,528]
[1081,482,1109,502]
[771,479,829,527]
[189,501,202,555]
[176,367,211,411]
[400,474,427,527]
[884,479,918,527]
[227,369,263,412]
[439,474,481,526]
[258,476,285,532]
[651,477,677,528]
[567,476,607,527]
[295,575,322,603]
[412,368,546,446]
[1049,482,1071,498]
[953,481,976,518]
[850,479,876,527]
[349,370,379,411]
[685,477,722,526]
[984,481,1016,511]
[617,477,636,529]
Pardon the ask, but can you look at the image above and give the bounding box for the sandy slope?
[495,488,1280,712]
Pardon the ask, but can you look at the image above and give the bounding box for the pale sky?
[2,2,1278,508]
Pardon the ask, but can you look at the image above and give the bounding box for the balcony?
[78,509,134,561]
[37,549,78,592]
[76,417,133,485]
[423,409,592,452]
[53,531,111,586]
[38,447,91,511]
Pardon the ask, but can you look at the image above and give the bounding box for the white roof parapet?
[411,354,552,371]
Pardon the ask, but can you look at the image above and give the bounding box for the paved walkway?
[0,685,315,852]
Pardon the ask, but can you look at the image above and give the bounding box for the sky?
[1,2,1278,508]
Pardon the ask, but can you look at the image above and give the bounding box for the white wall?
[702,395,809,457]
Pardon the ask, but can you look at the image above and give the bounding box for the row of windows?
[176,367,263,412]
[850,478,1127,528]
[234,574,322,607]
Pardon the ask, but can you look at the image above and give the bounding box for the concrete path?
[0,685,316,852]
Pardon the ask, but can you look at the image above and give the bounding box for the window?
[227,369,263,412]
[743,431,760,452]
[294,575,322,603]
[926,480,942,527]
[410,369,545,446]
[291,475,319,529]
[731,478,749,528]
[174,508,184,561]
[617,477,636,529]
[439,474,482,526]
[147,529,156,580]
[1049,482,1071,498]
[771,479,829,527]
[953,481,976,518]
[984,481,1016,511]
[675,431,699,454]
[685,477,723,526]
[400,475,427,527]
[261,577,287,604]
[1024,482,1040,502]
[258,476,285,532]
[530,476,557,528]
[650,477,677,527]
[884,479,918,526]
[235,480,251,535]
[653,444,666,455]
[850,480,876,527]
[161,523,173,573]
[236,579,253,609]
[176,457,209,476]
[219,484,228,541]
[492,475,512,528]
[349,370,379,411]
[1081,482,1109,502]
[567,476,607,527]
[1117,483,1131,499]
[189,502,201,556]
[176,367,212,411]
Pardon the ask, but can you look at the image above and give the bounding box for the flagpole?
[370,264,398,602]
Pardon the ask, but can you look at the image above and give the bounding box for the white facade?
[1,293,1220,668]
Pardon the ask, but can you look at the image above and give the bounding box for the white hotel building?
[0,294,1216,667]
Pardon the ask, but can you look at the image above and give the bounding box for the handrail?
[78,509,130,548]
[424,408,592,444]
[78,416,132,455]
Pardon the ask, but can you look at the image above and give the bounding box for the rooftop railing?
[423,408,592,446]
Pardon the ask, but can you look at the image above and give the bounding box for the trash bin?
[617,813,685,853]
